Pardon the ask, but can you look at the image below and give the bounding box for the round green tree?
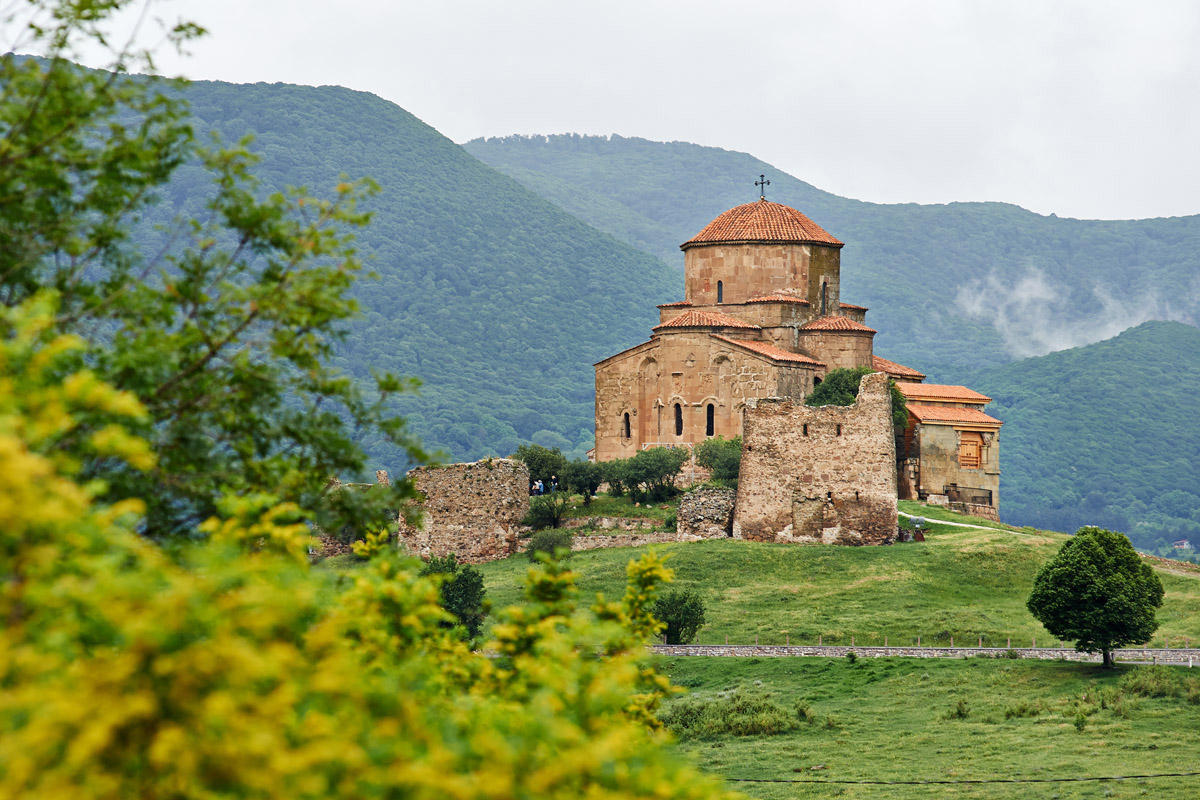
[653,589,707,645]
[1026,527,1164,667]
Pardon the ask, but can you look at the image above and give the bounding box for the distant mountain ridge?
[464,134,1200,380]
[976,319,1200,552]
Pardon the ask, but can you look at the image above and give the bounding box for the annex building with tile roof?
[593,195,1002,523]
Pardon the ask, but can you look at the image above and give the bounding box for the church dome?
[681,198,843,250]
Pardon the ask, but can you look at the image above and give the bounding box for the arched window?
[706,403,715,436]
[674,403,683,436]
[821,281,828,315]
[836,424,842,437]
[813,376,822,388]
[802,423,809,436]
[716,281,724,304]
[623,412,631,439]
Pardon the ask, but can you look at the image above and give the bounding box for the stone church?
[593,194,1002,519]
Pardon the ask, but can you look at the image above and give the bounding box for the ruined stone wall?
[913,424,1000,511]
[397,458,529,564]
[797,329,873,370]
[733,372,898,545]
[678,487,736,537]
[594,331,813,461]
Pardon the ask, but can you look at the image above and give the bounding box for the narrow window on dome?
[717,281,724,304]
[706,404,715,436]
[674,403,683,436]
[623,412,631,439]
[802,423,808,436]
[836,424,842,437]
[821,281,828,315]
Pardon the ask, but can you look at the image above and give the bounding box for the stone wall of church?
[733,372,898,545]
[683,243,840,306]
[911,424,1000,510]
[798,329,874,371]
[397,459,529,563]
[594,332,816,461]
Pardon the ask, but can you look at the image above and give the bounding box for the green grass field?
[476,513,1200,646]
[656,656,1200,800]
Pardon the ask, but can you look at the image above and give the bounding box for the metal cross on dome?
[755,174,770,199]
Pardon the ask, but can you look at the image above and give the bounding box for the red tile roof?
[713,335,824,365]
[799,315,877,333]
[682,198,843,249]
[747,293,810,304]
[656,300,692,308]
[653,309,761,331]
[872,355,927,381]
[839,302,868,311]
[906,403,1002,427]
[895,383,991,404]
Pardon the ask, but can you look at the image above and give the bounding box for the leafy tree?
[0,297,729,799]
[419,554,488,639]
[653,589,707,645]
[806,367,908,427]
[562,459,604,503]
[526,528,573,562]
[512,443,568,487]
[1027,527,1165,667]
[0,0,424,538]
[602,458,632,497]
[693,436,741,486]
[626,446,689,502]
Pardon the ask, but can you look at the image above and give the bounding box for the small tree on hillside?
[1027,527,1164,667]
[627,446,689,502]
[693,436,741,486]
[511,443,568,487]
[807,367,908,427]
[654,589,707,645]
[562,459,604,504]
[419,555,489,639]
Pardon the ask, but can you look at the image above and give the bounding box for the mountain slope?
[976,320,1200,550]
[158,84,680,463]
[464,134,1200,381]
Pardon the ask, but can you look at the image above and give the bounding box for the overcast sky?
[69,0,1200,220]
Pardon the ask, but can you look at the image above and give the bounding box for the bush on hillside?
[693,436,741,486]
[562,459,604,504]
[527,528,574,562]
[654,589,707,645]
[626,447,690,502]
[512,443,568,486]
[658,687,796,739]
[0,295,724,799]
[419,554,489,639]
[523,492,571,529]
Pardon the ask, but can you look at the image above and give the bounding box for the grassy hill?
[660,657,1200,799]
[976,320,1200,551]
[464,133,1200,380]
[475,506,1200,646]
[151,82,681,464]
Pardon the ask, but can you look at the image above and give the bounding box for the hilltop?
[474,503,1200,645]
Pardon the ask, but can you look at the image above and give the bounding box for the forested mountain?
[976,321,1200,552]
[154,83,678,464]
[464,134,1200,381]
